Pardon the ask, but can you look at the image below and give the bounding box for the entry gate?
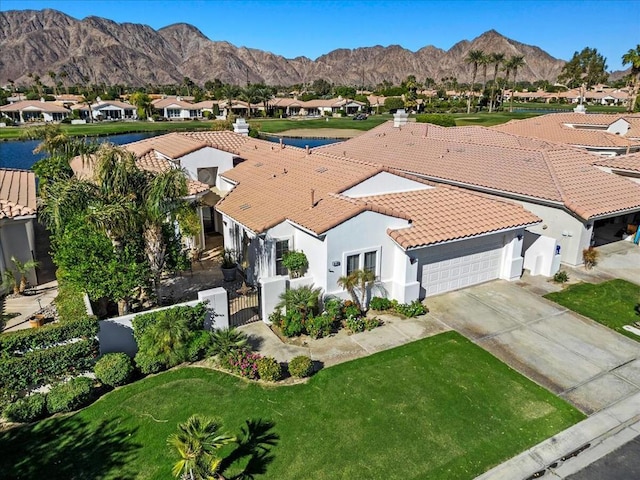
[226,278,261,327]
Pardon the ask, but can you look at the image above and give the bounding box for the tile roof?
[123,133,208,159]
[0,169,37,219]
[362,186,540,249]
[493,113,640,149]
[594,151,640,173]
[320,121,640,220]
[0,100,69,113]
[152,98,198,109]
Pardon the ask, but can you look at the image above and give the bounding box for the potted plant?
[221,248,237,281]
[29,314,45,328]
[282,250,308,278]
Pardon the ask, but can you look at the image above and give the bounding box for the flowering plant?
[223,349,262,379]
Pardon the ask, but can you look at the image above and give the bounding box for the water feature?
[262,135,342,149]
[0,132,164,170]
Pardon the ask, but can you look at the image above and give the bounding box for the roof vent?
[315,166,328,173]
[239,204,251,210]
[254,162,263,167]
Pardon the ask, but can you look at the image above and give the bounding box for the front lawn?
[0,332,583,480]
[544,279,640,341]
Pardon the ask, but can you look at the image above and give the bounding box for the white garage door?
[421,246,502,297]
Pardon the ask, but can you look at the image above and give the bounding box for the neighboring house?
[213,133,539,306]
[266,97,364,117]
[152,97,203,120]
[0,99,69,123]
[320,116,640,267]
[494,113,640,156]
[71,99,137,121]
[0,169,38,290]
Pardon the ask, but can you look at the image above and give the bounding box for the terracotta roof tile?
[0,100,69,113]
[123,132,208,159]
[320,121,640,220]
[594,151,640,173]
[0,169,37,219]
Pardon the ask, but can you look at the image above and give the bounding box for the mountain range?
[0,9,576,88]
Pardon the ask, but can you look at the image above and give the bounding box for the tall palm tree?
[238,84,260,119]
[220,84,240,119]
[48,71,57,95]
[465,49,485,113]
[488,53,505,112]
[255,86,273,117]
[479,53,490,104]
[506,55,526,112]
[622,45,640,112]
[167,415,236,480]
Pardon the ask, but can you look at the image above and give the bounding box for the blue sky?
[2,0,639,71]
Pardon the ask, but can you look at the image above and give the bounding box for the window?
[344,249,379,278]
[346,254,360,276]
[275,239,289,276]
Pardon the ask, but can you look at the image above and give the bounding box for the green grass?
[453,111,541,126]
[253,115,391,134]
[544,279,640,341]
[510,102,628,113]
[0,332,584,480]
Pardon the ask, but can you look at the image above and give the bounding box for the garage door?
[421,246,502,297]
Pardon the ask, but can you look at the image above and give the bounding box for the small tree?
[337,269,375,312]
[282,251,308,278]
[3,256,40,295]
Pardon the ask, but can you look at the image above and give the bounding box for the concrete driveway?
[427,281,640,414]
[595,241,640,285]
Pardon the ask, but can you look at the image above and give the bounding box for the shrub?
[305,313,335,339]
[583,247,599,269]
[288,355,313,378]
[55,282,89,323]
[345,316,366,333]
[94,353,134,388]
[364,317,382,330]
[323,298,343,321]
[282,251,308,278]
[553,270,569,283]
[276,285,322,319]
[0,316,98,356]
[0,339,99,394]
[369,297,393,311]
[278,311,305,337]
[394,300,428,317]
[210,327,248,357]
[3,393,47,423]
[46,377,94,414]
[343,302,361,319]
[415,114,456,127]
[187,330,214,362]
[223,350,262,379]
[132,303,207,342]
[257,356,282,382]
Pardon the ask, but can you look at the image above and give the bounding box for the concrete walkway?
[2,280,58,332]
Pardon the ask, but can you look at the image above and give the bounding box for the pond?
[0,133,343,171]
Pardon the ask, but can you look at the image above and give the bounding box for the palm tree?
[465,49,485,113]
[506,55,526,112]
[48,71,57,95]
[622,44,640,112]
[276,284,322,319]
[59,70,69,94]
[488,53,506,112]
[337,269,375,312]
[255,86,273,117]
[238,84,260,119]
[167,415,236,480]
[9,256,40,294]
[479,53,490,104]
[220,84,240,119]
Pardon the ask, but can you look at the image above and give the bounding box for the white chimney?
[393,109,408,127]
[233,117,250,136]
[573,104,587,114]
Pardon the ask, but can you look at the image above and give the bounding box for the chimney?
[233,117,249,136]
[305,145,310,154]
[310,189,315,207]
[279,137,284,149]
[573,104,587,114]
[393,109,408,128]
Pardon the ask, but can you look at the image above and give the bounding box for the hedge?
[0,317,98,356]
[3,392,47,423]
[94,353,134,388]
[132,303,208,342]
[46,376,94,414]
[415,114,456,127]
[0,339,99,394]
[55,282,89,323]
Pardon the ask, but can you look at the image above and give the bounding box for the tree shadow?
[219,418,279,480]
[0,415,141,480]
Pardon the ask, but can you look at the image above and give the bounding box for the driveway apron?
[427,281,640,414]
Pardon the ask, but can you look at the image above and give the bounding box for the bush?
[583,247,599,269]
[46,376,94,414]
[369,297,393,311]
[415,114,456,127]
[187,330,214,362]
[0,316,98,356]
[132,303,207,342]
[343,302,361,319]
[323,298,343,321]
[282,251,308,278]
[553,270,569,283]
[0,339,99,394]
[3,393,47,423]
[394,300,428,317]
[278,311,305,337]
[55,282,89,323]
[305,313,334,339]
[276,285,322,320]
[288,355,313,378]
[223,350,262,379]
[210,327,248,357]
[257,356,282,382]
[94,353,134,388]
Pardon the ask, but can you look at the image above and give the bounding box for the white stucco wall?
[341,172,433,197]
[607,118,630,136]
[0,217,37,287]
[179,147,235,190]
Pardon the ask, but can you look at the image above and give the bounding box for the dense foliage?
[415,114,456,127]
[3,393,47,423]
[288,355,313,378]
[46,377,94,414]
[54,282,89,322]
[257,356,282,382]
[94,353,134,387]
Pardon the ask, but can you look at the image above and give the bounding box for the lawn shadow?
[219,418,279,479]
[0,415,141,480]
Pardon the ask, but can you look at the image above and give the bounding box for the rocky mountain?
[1,9,571,88]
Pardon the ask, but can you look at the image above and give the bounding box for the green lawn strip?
[544,279,640,341]
[453,112,540,126]
[510,102,627,113]
[254,115,391,134]
[0,332,583,480]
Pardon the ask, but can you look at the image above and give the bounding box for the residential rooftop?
[0,169,37,219]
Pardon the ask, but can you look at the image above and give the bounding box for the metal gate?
[226,278,261,327]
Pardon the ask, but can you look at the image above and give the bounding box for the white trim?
[404,225,535,251]
[342,246,381,278]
